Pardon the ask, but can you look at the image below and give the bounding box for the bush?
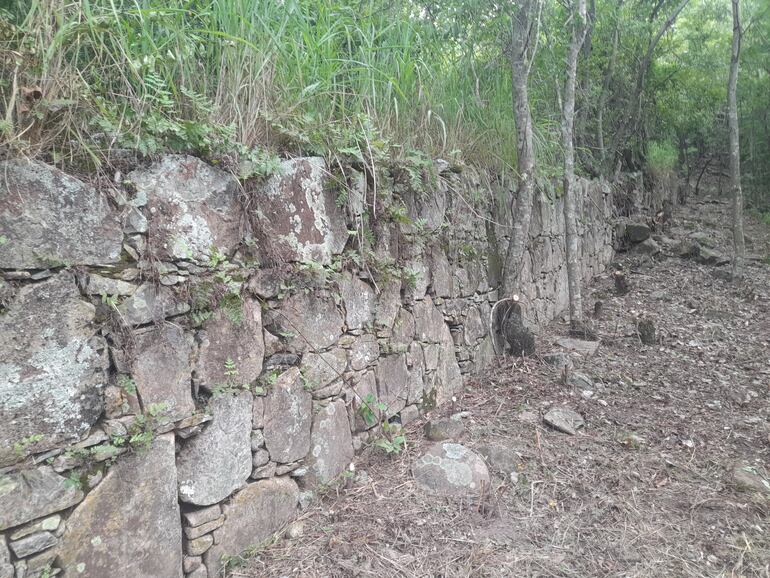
[646,140,679,176]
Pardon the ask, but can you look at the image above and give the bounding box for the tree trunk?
[562,0,589,334]
[609,0,690,174]
[597,1,623,166]
[502,0,541,297]
[728,0,745,277]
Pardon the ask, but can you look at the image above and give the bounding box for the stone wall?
[0,154,617,578]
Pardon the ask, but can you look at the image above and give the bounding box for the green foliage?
[0,0,519,169]
[212,357,249,396]
[374,420,407,455]
[646,141,678,176]
[13,433,44,457]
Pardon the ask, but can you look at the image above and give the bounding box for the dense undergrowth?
[0,0,523,173]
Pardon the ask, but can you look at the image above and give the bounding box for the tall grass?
[0,0,519,170]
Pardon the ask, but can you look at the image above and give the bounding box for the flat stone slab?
[0,159,122,269]
[0,467,83,531]
[129,155,241,261]
[543,407,585,435]
[266,291,343,352]
[304,399,354,486]
[177,392,252,506]
[56,434,182,578]
[412,442,490,496]
[263,368,312,463]
[131,324,195,421]
[251,157,347,265]
[196,297,265,390]
[0,273,107,466]
[204,478,299,577]
[558,335,595,358]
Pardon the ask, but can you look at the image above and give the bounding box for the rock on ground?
[424,418,465,441]
[56,434,182,578]
[412,442,490,496]
[543,407,585,435]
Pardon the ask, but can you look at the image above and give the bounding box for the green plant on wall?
[212,358,250,396]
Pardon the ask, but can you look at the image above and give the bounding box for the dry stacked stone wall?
[0,154,617,578]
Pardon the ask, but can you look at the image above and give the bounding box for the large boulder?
[128,155,242,261]
[263,368,312,463]
[0,467,83,532]
[0,159,122,269]
[252,158,347,265]
[131,324,194,421]
[56,434,182,578]
[0,273,107,466]
[177,392,252,506]
[304,400,354,486]
[412,442,490,496]
[195,298,265,390]
[204,478,299,576]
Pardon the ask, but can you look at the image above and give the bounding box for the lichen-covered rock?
[304,400,354,486]
[413,297,447,343]
[262,367,312,463]
[374,280,402,330]
[56,434,182,578]
[252,157,347,264]
[0,159,123,269]
[412,442,490,496]
[195,298,265,390]
[131,324,194,421]
[177,392,252,505]
[349,334,379,371]
[117,283,190,326]
[375,354,410,417]
[543,407,584,435]
[339,272,376,330]
[0,273,107,466]
[299,349,347,393]
[204,478,299,577]
[265,291,343,352]
[0,467,83,532]
[129,155,241,261]
[0,535,11,578]
[424,417,465,441]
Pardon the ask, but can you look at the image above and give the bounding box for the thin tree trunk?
[597,0,623,166]
[575,0,595,153]
[563,0,589,333]
[502,0,542,297]
[609,0,690,174]
[728,0,745,277]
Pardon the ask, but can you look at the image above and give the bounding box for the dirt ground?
[238,198,770,578]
